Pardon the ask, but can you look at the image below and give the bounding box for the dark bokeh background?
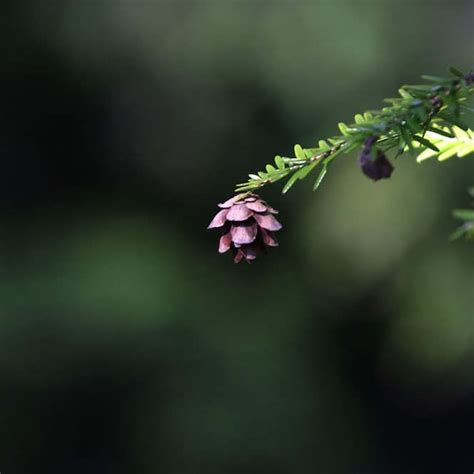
[2,1,474,473]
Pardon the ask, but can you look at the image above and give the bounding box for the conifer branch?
[208,68,474,263]
[234,67,474,194]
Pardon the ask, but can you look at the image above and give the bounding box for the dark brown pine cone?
[359,136,394,181]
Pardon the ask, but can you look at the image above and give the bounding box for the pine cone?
[359,137,394,181]
[208,193,282,263]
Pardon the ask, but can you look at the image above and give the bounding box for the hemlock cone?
[208,193,282,263]
[359,137,394,181]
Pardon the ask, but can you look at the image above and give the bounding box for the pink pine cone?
[207,193,282,263]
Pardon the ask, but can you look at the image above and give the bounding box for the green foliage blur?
[2,1,474,473]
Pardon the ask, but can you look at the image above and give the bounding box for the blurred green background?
[2,1,474,473]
